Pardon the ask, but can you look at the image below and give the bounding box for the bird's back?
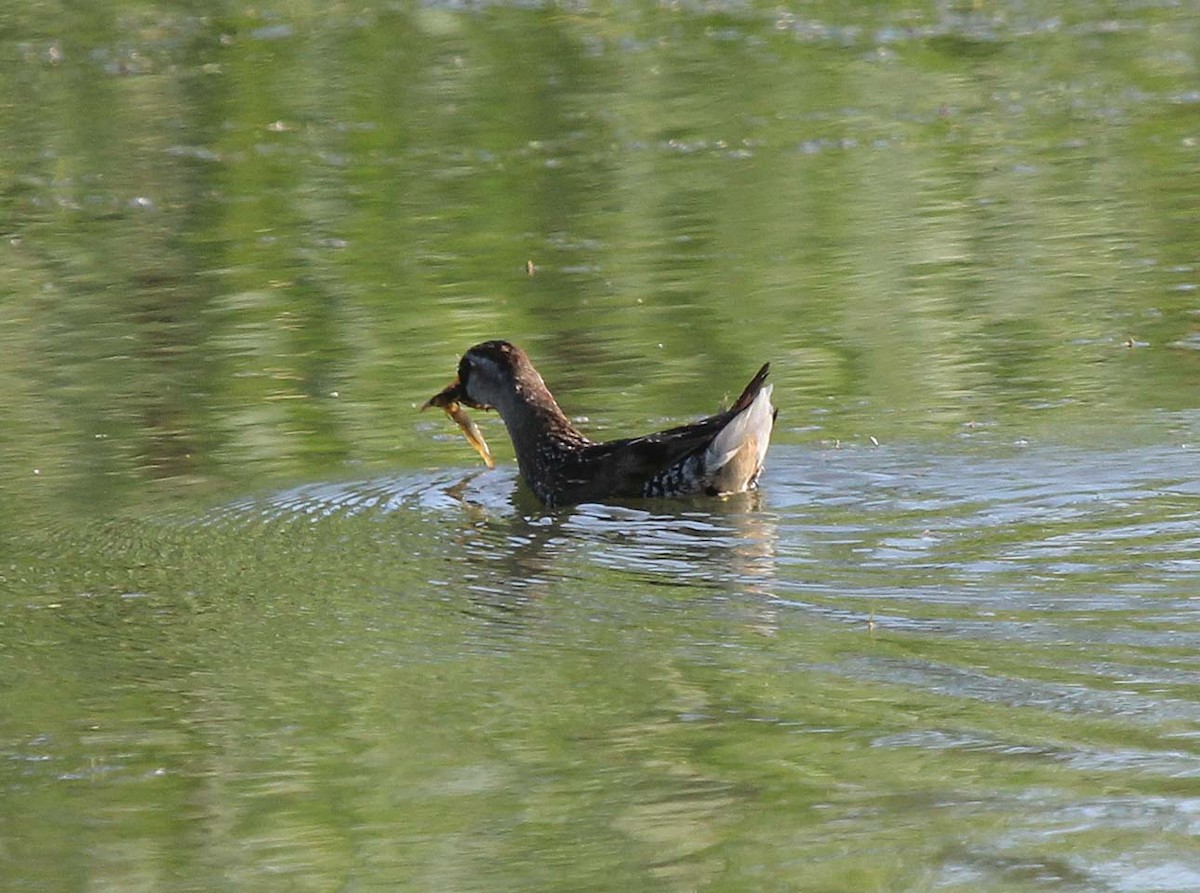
[544,364,775,504]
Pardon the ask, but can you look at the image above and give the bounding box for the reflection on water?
[4,440,1200,889]
[4,0,1200,890]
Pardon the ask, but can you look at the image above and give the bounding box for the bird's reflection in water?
[438,470,782,637]
[211,465,782,641]
[436,470,784,880]
[435,472,558,630]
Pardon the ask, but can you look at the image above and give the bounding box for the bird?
[423,340,776,507]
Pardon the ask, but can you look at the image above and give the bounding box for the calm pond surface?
[3,1,1200,890]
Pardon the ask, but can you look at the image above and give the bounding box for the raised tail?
[703,365,776,495]
[730,362,771,414]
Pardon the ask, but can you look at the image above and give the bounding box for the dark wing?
[552,364,771,502]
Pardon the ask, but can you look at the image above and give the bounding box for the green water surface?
[2,1,1199,890]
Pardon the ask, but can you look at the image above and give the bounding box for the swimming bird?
[424,340,776,507]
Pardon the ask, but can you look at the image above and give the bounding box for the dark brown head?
[423,340,542,413]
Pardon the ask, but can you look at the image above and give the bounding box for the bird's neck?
[493,379,589,473]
